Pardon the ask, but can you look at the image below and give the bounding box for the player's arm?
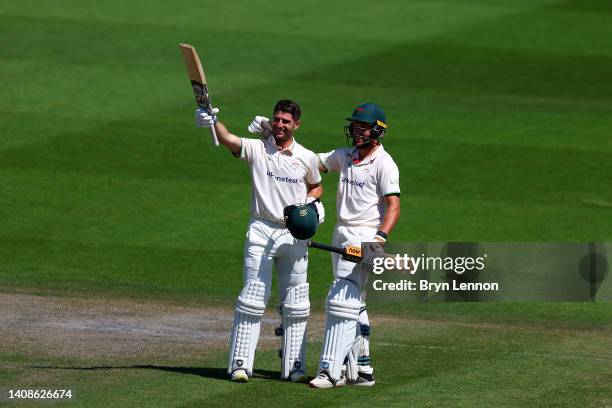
[307,152,324,201]
[318,160,327,173]
[304,153,324,222]
[376,159,401,240]
[306,182,322,200]
[378,194,400,236]
[213,121,242,155]
[195,108,241,155]
[317,150,340,174]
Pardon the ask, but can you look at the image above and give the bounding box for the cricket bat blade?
[179,43,219,146]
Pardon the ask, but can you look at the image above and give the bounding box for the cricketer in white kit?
[195,100,324,383]
[312,102,400,388]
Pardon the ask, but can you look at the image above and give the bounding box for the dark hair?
[274,99,301,121]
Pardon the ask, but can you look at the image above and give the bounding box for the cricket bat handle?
[307,240,345,255]
[210,125,219,146]
[307,240,364,263]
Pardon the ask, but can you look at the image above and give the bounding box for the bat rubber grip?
[210,125,219,146]
[307,240,346,255]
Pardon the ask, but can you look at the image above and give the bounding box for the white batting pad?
[345,343,360,381]
[228,280,266,376]
[280,283,310,379]
[318,279,362,381]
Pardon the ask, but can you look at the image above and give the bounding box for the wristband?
[375,230,388,241]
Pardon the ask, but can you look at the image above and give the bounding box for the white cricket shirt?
[239,137,321,224]
[319,145,400,228]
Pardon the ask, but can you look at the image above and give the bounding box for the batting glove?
[364,231,387,254]
[247,116,272,137]
[374,230,387,244]
[195,107,219,128]
[306,197,325,224]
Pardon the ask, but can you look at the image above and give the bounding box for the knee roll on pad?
[326,279,361,319]
[282,283,310,318]
[236,284,267,317]
[280,283,310,379]
[228,281,266,376]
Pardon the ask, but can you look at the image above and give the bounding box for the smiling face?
[350,121,375,148]
[271,110,300,145]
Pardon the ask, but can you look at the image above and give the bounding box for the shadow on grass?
[30,365,279,381]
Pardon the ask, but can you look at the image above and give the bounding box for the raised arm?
[195,107,242,155]
[213,120,242,155]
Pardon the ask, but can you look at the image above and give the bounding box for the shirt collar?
[349,144,384,166]
[278,138,296,156]
[265,136,296,156]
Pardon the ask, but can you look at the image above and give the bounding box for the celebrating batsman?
[312,102,400,388]
[196,100,324,383]
[248,102,400,387]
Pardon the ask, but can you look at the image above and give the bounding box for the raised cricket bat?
[179,43,219,146]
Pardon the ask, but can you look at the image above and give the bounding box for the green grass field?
[1,0,611,406]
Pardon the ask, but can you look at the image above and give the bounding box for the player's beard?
[273,128,293,145]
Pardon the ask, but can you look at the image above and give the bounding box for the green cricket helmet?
[344,102,387,146]
[285,205,318,240]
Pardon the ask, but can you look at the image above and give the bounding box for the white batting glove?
[247,115,272,137]
[306,197,325,224]
[195,107,219,128]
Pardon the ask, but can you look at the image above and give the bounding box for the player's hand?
[364,232,386,253]
[374,231,386,245]
[247,116,272,137]
[306,197,325,224]
[195,107,219,128]
[364,241,384,253]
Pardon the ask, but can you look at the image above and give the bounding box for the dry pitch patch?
[1,293,419,364]
[1,293,284,364]
[2,293,610,365]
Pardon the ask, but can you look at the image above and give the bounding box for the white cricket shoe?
[309,372,345,388]
[230,369,248,383]
[289,370,308,383]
